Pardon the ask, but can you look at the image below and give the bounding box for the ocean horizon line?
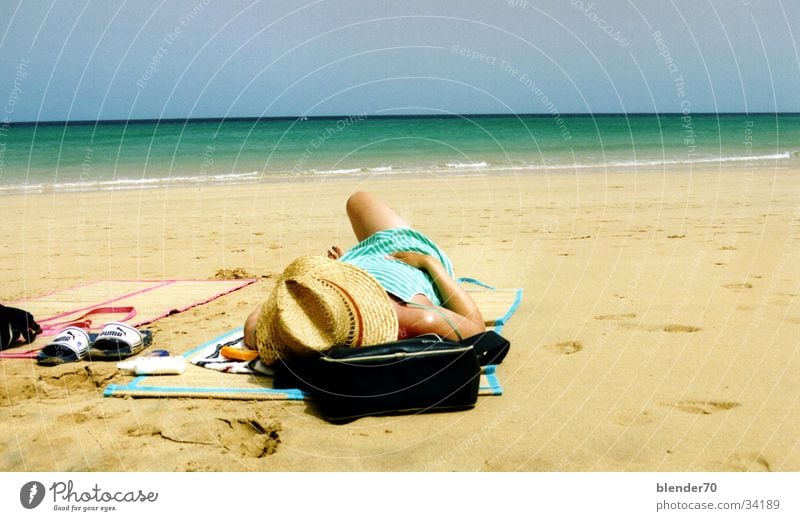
[7,111,800,127]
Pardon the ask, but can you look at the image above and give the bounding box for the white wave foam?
[0,151,793,195]
[489,151,793,172]
[0,171,264,195]
[309,167,359,175]
[628,151,787,168]
[211,171,260,180]
[307,166,396,176]
[444,161,488,169]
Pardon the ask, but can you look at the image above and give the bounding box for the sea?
[0,113,798,194]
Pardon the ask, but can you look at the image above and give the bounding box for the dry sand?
[1,165,799,471]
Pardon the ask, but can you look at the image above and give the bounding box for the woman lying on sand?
[244,191,485,364]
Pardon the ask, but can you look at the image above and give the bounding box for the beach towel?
[104,279,519,400]
[105,328,503,400]
[458,277,522,335]
[0,279,256,359]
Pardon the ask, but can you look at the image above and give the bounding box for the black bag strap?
[460,330,510,366]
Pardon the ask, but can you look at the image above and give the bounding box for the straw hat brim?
[255,256,398,364]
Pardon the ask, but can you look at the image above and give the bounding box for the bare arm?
[243,303,262,349]
[388,252,485,339]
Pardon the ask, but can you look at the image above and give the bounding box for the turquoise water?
[0,113,798,193]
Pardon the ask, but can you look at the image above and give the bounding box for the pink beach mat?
[0,279,256,358]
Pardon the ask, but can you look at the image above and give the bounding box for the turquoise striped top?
[340,228,455,306]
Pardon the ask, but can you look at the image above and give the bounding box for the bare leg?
[345,191,409,242]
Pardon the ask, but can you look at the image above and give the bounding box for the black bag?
[275,331,510,423]
[0,305,42,350]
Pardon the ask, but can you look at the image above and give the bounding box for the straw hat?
[255,256,398,365]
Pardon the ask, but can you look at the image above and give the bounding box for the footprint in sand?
[664,400,740,415]
[214,268,257,280]
[619,323,701,333]
[126,417,282,458]
[37,366,113,396]
[215,417,282,458]
[546,341,583,355]
[721,452,772,472]
[594,313,637,321]
[56,412,90,425]
[124,424,161,437]
[662,324,702,333]
[723,283,753,290]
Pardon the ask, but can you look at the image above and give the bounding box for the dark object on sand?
[0,304,42,350]
[275,330,510,423]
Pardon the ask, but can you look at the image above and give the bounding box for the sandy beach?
[1,165,798,472]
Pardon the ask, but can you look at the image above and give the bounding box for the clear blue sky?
[1,0,798,122]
